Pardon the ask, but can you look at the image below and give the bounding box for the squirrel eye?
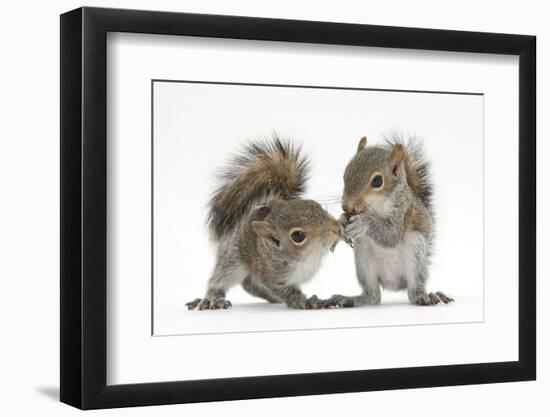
[371,175,383,188]
[290,229,307,244]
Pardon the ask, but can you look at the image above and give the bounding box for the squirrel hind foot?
[185,298,202,310]
[186,297,233,310]
[322,294,356,309]
[435,291,454,304]
[414,292,454,306]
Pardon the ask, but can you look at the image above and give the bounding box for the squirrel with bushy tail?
[187,136,343,310]
[324,133,453,308]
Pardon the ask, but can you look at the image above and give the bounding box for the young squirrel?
[186,137,342,310]
[324,134,453,307]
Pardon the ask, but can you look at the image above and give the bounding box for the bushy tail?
[207,136,310,241]
[383,132,433,213]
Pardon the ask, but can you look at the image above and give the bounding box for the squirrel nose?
[330,221,340,235]
[342,202,359,215]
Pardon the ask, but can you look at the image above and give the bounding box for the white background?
[109,32,516,385]
[153,81,484,336]
[109,32,517,385]
[0,0,546,416]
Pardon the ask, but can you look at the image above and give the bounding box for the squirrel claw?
[305,294,324,310]
[322,294,355,309]
[187,297,233,310]
[185,298,202,310]
[415,292,454,306]
[435,291,454,304]
[212,298,232,309]
[287,295,322,310]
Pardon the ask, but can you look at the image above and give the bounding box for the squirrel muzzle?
[342,199,364,216]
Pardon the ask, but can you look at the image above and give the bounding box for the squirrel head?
[251,199,341,261]
[342,136,409,216]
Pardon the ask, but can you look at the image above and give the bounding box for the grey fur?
[187,137,341,310]
[207,136,309,241]
[325,134,451,308]
[382,132,434,215]
[241,276,282,303]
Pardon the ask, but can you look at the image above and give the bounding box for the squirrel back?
[207,136,310,241]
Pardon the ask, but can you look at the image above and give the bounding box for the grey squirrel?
[324,134,454,307]
[186,137,342,310]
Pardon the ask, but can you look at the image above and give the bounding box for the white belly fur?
[287,245,325,286]
[361,231,425,291]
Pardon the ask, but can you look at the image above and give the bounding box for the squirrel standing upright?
[186,137,342,310]
[325,134,453,307]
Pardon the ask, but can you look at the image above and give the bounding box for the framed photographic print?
[60,6,536,410]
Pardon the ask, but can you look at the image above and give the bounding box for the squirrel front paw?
[338,213,351,228]
[285,294,324,310]
[186,297,233,310]
[344,214,369,244]
[337,213,354,247]
[322,294,355,308]
[305,294,324,309]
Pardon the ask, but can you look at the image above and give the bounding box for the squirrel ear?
[252,221,280,247]
[254,205,272,220]
[390,144,406,176]
[357,136,367,153]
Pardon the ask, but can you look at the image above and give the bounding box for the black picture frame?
[60,6,536,410]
